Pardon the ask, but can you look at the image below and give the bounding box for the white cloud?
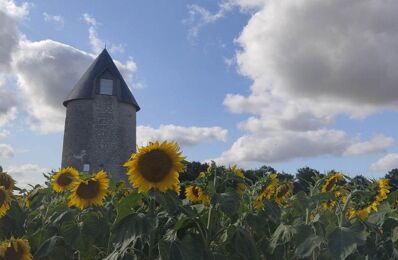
[137,124,228,146]
[10,39,138,133]
[82,13,97,27]
[0,130,10,138]
[370,153,398,172]
[345,135,394,156]
[0,0,29,20]
[43,12,64,28]
[109,43,125,54]
[213,0,398,166]
[82,13,103,54]
[184,2,233,39]
[0,0,25,86]
[227,0,267,11]
[82,13,125,55]
[12,40,93,133]
[0,4,139,134]
[0,143,14,158]
[6,163,48,188]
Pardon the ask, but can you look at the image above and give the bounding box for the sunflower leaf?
[327,227,366,260]
[114,192,143,225]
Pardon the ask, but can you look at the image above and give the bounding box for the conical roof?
[63,49,140,111]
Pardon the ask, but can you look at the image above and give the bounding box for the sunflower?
[274,182,294,205]
[375,179,390,202]
[124,141,185,193]
[0,186,11,217]
[51,167,80,192]
[185,185,210,205]
[228,165,246,193]
[0,238,32,260]
[253,173,279,209]
[68,170,109,210]
[199,171,207,178]
[321,172,344,192]
[0,171,15,192]
[347,179,390,220]
[321,188,348,210]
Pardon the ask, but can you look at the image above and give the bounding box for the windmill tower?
[61,49,140,181]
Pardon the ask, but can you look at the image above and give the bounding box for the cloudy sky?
[1,0,398,187]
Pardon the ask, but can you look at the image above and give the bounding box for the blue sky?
[1,0,398,186]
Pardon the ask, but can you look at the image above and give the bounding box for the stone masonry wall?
[61,95,136,181]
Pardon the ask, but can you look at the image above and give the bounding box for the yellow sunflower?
[185,185,210,205]
[253,173,279,209]
[274,182,294,205]
[124,141,185,193]
[0,171,15,192]
[68,170,109,210]
[321,188,348,210]
[229,165,246,193]
[375,179,390,202]
[51,167,80,192]
[199,171,207,178]
[0,238,32,260]
[321,172,344,192]
[347,179,390,220]
[0,186,11,217]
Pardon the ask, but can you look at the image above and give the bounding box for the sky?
[1,0,398,187]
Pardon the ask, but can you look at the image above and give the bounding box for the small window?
[83,164,90,172]
[100,78,113,95]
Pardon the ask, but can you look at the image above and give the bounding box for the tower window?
[100,78,113,95]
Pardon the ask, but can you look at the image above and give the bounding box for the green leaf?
[160,234,206,260]
[270,223,296,250]
[388,190,398,205]
[295,235,324,258]
[228,227,259,260]
[112,212,156,242]
[154,190,181,215]
[114,192,143,225]
[392,227,398,243]
[327,227,365,260]
[310,192,335,204]
[34,236,72,260]
[214,191,240,216]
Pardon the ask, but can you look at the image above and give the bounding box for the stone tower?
[61,49,140,181]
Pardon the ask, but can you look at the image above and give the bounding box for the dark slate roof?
[63,49,140,111]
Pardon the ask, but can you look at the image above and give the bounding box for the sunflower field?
[0,141,398,259]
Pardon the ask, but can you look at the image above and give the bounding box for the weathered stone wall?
[61,95,136,181]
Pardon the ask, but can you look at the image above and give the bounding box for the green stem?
[206,166,218,245]
[148,191,156,260]
[339,189,360,227]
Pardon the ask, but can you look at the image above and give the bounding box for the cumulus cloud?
[230,0,398,113]
[137,125,228,146]
[12,40,93,132]
[214,130,395,166]
[345,135,394,156]
[370,153,398,172]
[0,143,14,158]
[0,88,17,128]
[0,3,138,134]
[43,12,64,28]
[6,163,48,188]
[212,0,398,165]
[0,0,26,86]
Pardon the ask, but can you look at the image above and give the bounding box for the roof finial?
[104,43,107,49]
